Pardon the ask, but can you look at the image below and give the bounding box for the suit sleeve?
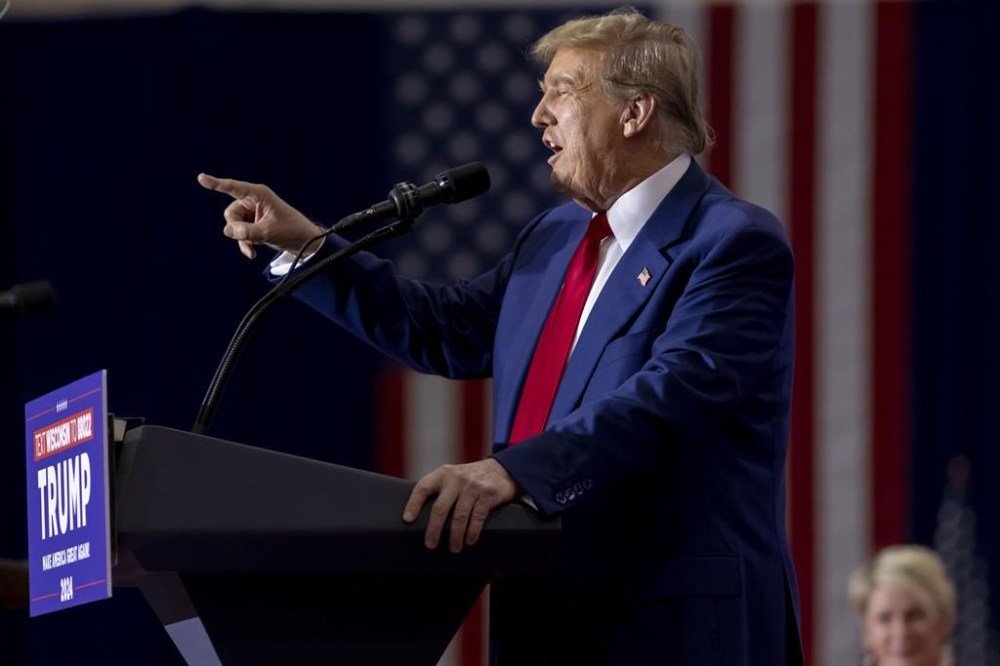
[272,216,543,380]
[493,223,794,516]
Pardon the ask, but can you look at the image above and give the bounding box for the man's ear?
[622,94,657,139]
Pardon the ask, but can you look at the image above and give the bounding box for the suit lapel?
[547,160,712,422]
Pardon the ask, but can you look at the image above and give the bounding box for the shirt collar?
[602,152,692,252]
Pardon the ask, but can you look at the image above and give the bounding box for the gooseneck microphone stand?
[191,184,423,436]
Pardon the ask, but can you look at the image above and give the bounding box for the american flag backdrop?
[367,3,969,666]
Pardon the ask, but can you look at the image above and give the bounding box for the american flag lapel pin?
[637,267,652,287]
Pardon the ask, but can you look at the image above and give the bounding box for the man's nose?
[531,99,550,128]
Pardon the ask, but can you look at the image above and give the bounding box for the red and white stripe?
[815,4,874,663]
[376,368,492,666]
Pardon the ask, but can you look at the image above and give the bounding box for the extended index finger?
[197,172,257,200]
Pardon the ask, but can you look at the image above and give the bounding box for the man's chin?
[549,171,572,196]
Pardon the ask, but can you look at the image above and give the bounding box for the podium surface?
[113,425,559,665]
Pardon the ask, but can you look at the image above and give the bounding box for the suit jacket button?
[555,492,566,504]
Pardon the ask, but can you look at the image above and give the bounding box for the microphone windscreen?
[435,162,491,204]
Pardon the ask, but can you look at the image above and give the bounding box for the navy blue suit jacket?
[287,160,801,665]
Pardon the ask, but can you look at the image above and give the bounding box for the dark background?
[0,11,389,663]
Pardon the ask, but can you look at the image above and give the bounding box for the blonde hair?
[848,545,956,634]
[531,6,712,155]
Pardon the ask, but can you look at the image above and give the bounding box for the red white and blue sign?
[24,370,112,617]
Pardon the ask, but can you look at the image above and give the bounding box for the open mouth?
[544,137,562,163]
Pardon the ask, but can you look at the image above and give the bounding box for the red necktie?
[509,213,612,444]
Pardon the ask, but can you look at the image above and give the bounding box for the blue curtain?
[0,10,388,663]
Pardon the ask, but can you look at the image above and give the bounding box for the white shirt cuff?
[268,241,324,277]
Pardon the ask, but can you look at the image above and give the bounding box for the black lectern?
[112,425,559,665]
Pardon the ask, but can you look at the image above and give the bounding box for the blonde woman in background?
[849,545,956,666]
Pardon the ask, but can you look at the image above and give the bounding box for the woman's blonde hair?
[531,6,712,155]
[848,545,956,634]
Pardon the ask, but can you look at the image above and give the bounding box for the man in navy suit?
[200,8,802,665]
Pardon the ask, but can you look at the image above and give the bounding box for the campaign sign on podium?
[24,370,112,616]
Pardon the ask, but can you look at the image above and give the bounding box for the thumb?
[224,220,265,243]
[238,240,257,260]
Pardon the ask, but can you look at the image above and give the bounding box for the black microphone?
[332,162,490,232]
[0,281,57,316]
